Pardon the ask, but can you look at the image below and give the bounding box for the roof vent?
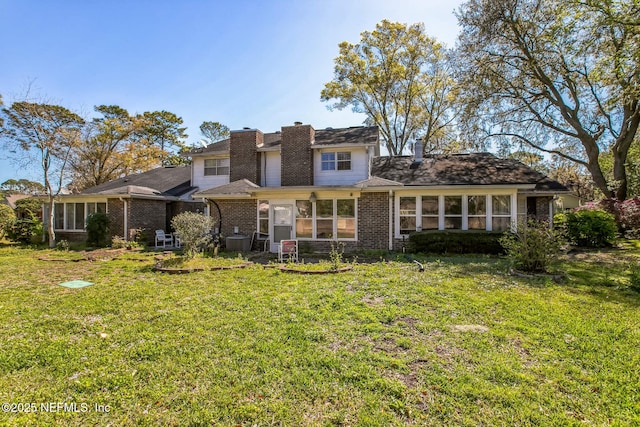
[294,121,302,126]
[243,127,251,130]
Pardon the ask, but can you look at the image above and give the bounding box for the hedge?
[408,230,506,254]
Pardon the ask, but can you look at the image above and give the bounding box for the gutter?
[389,190,394,251]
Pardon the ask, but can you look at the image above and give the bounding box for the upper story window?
[321,151,351,171]
[204,158,230,176]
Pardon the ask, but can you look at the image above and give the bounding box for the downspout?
[209,199,222,234]
[388,190,394,251]
[119,197,128,241]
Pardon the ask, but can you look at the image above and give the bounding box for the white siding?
[192,157,229,190]
[263,151,281,187]
[313,147,369,185]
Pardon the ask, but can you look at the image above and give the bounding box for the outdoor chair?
[278,239,298,262]
[155,230,174,249]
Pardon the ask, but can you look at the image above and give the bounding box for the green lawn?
[0,245,638,426]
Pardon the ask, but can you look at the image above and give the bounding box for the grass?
[0,243,639,426]
[156,253,250,270]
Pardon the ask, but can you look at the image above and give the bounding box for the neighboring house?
[52,122,569,250]
[49,166,204,243]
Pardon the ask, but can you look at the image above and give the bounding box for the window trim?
[395,193,516,237]
[293,198,357,241]
[53,201,108,231]
[203,158,230,176]
[320,151,352,172]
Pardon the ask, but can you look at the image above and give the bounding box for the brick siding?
[281,124,314,186]
[208,199,257,239]
[358,192,390,250]
[230,129,263,183]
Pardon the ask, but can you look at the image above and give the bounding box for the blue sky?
[0,0,463,185]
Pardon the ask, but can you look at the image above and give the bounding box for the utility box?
[226,235,251,251]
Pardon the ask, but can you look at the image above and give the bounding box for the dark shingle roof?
[314,126,379,146]
[183,126,378,156]
[183,139,230,156]
[82,166,193,197]
[371,153,568,191]
[194,179,259,197]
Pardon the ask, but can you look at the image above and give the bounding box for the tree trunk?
[613,148,628,201]
[47,197,56,248]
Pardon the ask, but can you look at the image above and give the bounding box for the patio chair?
[278,239,298,262]
[155,230,174,249]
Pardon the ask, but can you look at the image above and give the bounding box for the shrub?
[564,209,617,247]
[111,236,127,249]
[618,197,640,238]
[0,204,16,238]
[86,212,110,247]
[500,220,564,273]
[171,212,215,258]
[408,230,506,254]
[7,215,43,244]
[56,240,70,251]
[576,197,640,238]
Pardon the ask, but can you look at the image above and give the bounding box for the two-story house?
[50,122,568,251]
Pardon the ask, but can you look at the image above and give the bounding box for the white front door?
[271,204,293,252]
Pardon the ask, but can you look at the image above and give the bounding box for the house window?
[54,202,108,231]
[54,203,64,230]
[399,197,417,234]
[444,196,462,229]
[87,202,107,216]
[316,200,334,238]
[321,151,351,171]
[492,195,512,231]
[421,196,439,230]
[258,200,269,235]
[336,199,356,238]
[294,198,357,240]
[295,200,313,238]
[468,195,487,230]
[204,158,230,176]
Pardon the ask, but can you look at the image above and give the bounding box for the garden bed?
[153,254,252,274]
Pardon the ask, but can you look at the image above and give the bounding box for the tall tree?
[321,20,459,156]
[199,121,229,144]
[69,105,165,191]
[1,102,84,247]
[140,110,188,150]
[0,178,45,195]
[456,0,640,200]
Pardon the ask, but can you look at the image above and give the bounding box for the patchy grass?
[156,253,250,270]
[0,245,639,426]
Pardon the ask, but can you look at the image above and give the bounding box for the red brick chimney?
[281,122,314,186]
[230,128,263,183]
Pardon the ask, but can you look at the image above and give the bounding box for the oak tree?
[1,101,84,247]
[456,0,640,200]
[322,20,459,156]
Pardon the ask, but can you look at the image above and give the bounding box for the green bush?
[86,212,110,247]
[7,216,43,244]
[500,220,564,273]
[171,212,215,258]
[408,230,506,254]
[0,204,16,238]
[564,209,617,247]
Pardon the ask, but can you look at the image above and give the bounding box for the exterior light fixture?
[309,192,317,203]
